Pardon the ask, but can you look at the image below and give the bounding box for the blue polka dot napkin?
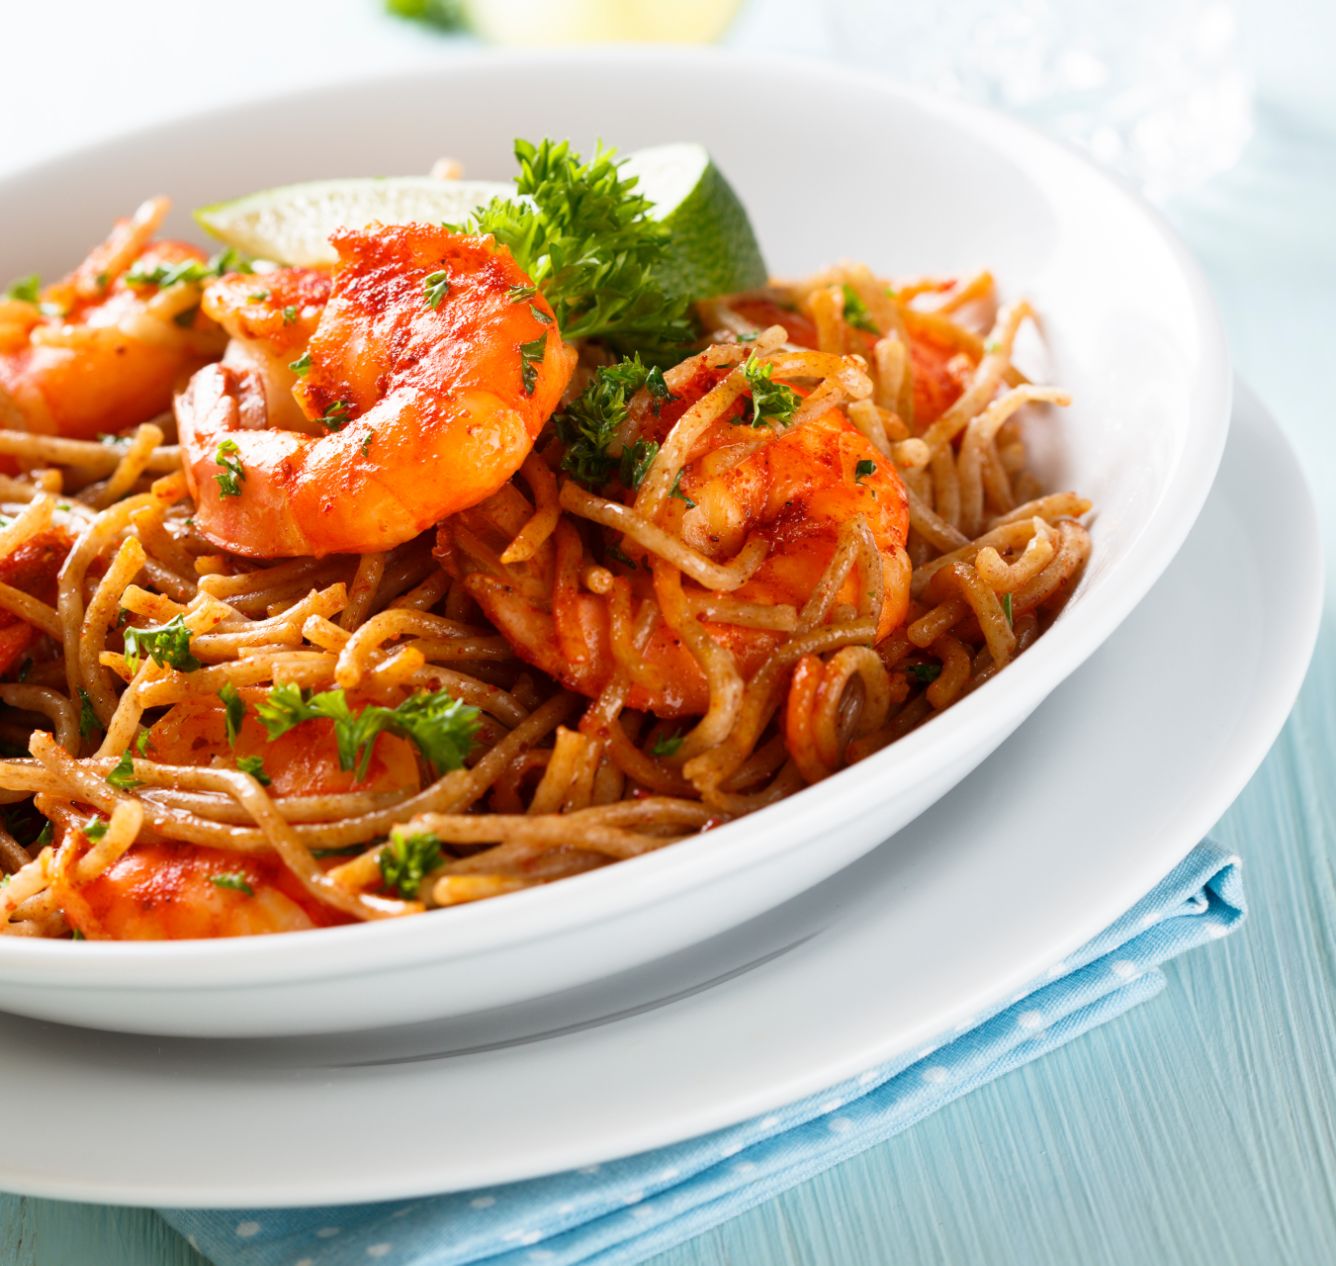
[163,841,1243,1266]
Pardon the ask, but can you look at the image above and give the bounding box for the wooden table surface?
[2,21,1333,1266]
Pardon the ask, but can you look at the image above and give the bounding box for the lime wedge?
[622,143,768,301]
[459,0,743,45]
[195,143,768,298]
[194,177,513,268]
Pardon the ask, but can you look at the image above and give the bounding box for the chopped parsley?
[518,333,546,396]
[507,283,537,302]
[82,816,108,843]
[235,754,271,786]
[652,731,684,758]
[289,350,312,377]
[669,467,697,509]
[214,438,245,498]
[1002,592,1014,627]
[321,400,353,431]
[462,138,696,356]
[841,283,879,334]
[247,289,271,303]
[360,432,374,456]
[554,355,656,488]
[34,821,53,847]
[528,303,552,325]
[134,727,151,757]
[854,459,877,484]
[424,270,451,309]
[5,274,41,304]
[122,248,252,290]
[619,439,659,491]
[379,831,442,899]
[105,750,141,791]
[311,842,367,860]
[123,612,199,673]
[78,689,101,739]
[282,304,299,325]
[210,873,254,896]
[906,662,942,685]
[219,681,245,746]
[256,684,480,780]
[605,543,639,569]
[741,355,800,429]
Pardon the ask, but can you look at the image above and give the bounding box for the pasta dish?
[0,140,1090,939]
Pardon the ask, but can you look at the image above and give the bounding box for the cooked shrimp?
[0,198,225,439]
[176,224,577,559]
[0,527,69,677]
[45,688,421,940]
[450,352,911,717]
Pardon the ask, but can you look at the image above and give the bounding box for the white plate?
[0,50,1231,1035]
[0,383,1316,1207]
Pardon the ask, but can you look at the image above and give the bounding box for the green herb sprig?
[256,684,480,781]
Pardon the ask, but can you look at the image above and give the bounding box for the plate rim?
[0,46,1233,990]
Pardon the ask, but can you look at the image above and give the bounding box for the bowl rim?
[0,45,1232,986]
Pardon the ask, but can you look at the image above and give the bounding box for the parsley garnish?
[83,816,108,842]
[135,727,151,757]
[518,333,546,396]
[507,283,537,302]
[106,750,140,791]
[289,350,312,377]
[360,432,374,456]
[78,689,101,739]
[311,843,367,860]
[122,249,252,291]
[605,544,639,569]
[652,732,684,758]
[424,270,451,309]
[282,304,298,325]
[1002,592,1014,627]
[854,459,877,484]
[210,873,254,896]
[906,662,942,685]
[321,400,353,431]
[215,439,245,498]
[841,284,879,334]
[247,289,270,303]
[256,684,480,781]
[235,754,271,785]
[669,468,697,509]
[463,138,696,355]
[34,821,53,846]
[123,613,199,673]
[219,681,245,746]
[379,831,443,899]
[5,274,41,304]
[528,303,552,325]
[554,355,654,488]
[741,355,800,429]
[619,439,659,491]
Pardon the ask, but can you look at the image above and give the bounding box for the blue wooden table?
[2,20,1334,1266]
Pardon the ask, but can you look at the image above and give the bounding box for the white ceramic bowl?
[0,49,1230,1036]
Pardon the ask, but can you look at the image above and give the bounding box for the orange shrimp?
[452,356,911,717]
[0,198,225,439]
[175,224,577,559]
[47,688,421,940]
[0,527,70,677]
